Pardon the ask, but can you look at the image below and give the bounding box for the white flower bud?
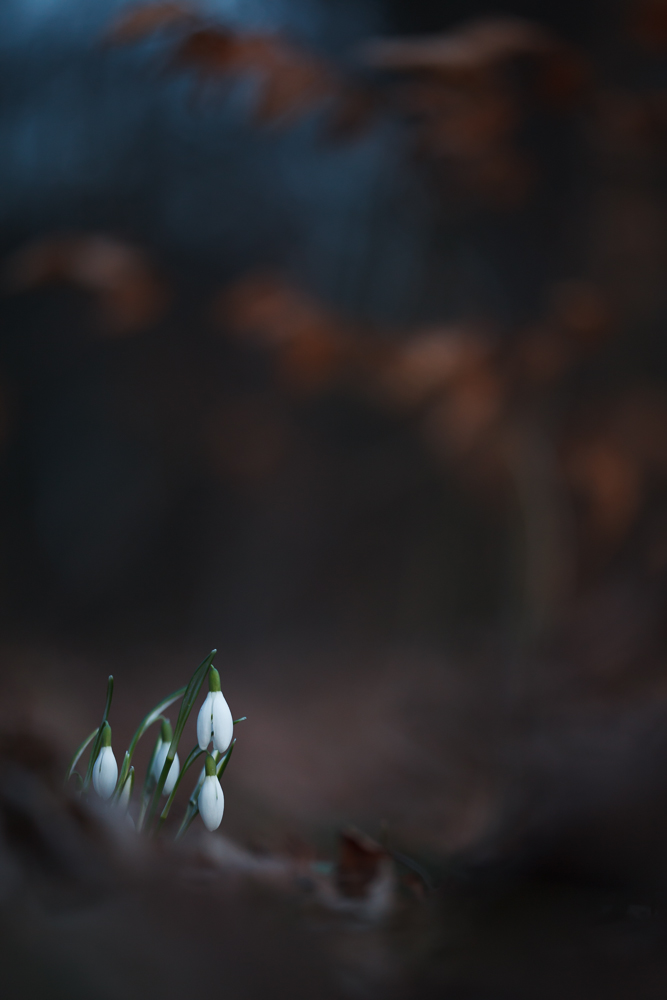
[198,755,224,831]
[196,668,233,753]
[92,726,118,800]
[151,742,180,796]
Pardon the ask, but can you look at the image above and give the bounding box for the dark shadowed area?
[3,0,667,997]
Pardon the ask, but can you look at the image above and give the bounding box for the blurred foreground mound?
[3,711,667,1000]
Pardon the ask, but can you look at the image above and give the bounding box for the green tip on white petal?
[100,721,112,747]
[205,753,217,777]
[160,718,173,742]
[209,667,221,693]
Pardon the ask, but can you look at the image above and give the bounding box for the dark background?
[3,0,667,885]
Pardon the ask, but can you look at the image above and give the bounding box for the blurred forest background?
[5,1,667,995]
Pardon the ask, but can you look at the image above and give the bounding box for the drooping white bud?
[150,718,180,796]
[92,723,118,800]
[151,742,180,796]
[198,754,224,831]
[196,668,233,753]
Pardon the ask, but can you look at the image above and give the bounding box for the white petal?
[198,774,224,831]
[196,692,214,750]
[93,746,118,800]
[211,691,234,753]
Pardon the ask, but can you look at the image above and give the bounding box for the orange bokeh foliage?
[3,234,168,335]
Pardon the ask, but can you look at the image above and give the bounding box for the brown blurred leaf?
[361,17,587,206]
[361,18,552,76]
[106,8,382,137]
[167,28,336,125]
[564,436,643,544]
[251,47,336,127]
[422,365,507,459]
[549,280,612,346]
[3,234,168,335]
[385,53,533,206]
[215,274,356,391]
[376,326,491,409]
[104,1,199,44]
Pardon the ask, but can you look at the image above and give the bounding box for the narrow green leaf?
[216,738,235,779]
[137,731,163,832]
[67,771,84,792]
[64,728,98,788]
[112,751,131,803]
[102,675,114,722]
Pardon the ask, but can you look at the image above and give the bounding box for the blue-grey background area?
[0,0,591,645]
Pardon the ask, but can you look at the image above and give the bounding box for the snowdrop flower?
[92,722,118,800]
[197,667,233,753]
[151,719,180,796]
[198,754,224,831]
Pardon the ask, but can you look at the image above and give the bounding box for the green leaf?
[67,771,84,792]
[64,728,98,789]
[216,738,235,779]
[137,731,163,832]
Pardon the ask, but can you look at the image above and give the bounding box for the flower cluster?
[66,651,243,837]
